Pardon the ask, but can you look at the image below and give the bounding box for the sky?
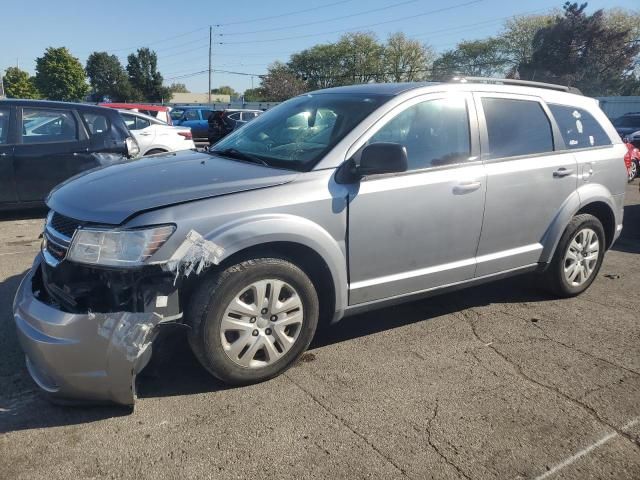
[1,0,637,95]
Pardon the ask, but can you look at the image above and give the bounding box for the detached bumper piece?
[13,256,178,406]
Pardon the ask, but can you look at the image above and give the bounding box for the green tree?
[126,48,171,102]
[289,42,347,89]
[384,33,435,82]
[169,82,190,93]
[2,67,40,99]
[243,87,267,102]
[519,2,640,95]
[34,47,89,101]
[336,32,385,84]
[210,85,237,97]
[432,38,509,79]
[498,13,556,76]
[260,62,308,101]
[86,51,135,102]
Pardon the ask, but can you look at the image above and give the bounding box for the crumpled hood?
[47,150,298,224]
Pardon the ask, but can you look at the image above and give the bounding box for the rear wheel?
[630,160,638,181]
[186,257,319,385]
[543,214,605,297]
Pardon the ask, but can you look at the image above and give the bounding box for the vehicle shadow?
[0,207,48,222]
[612,203,640,254]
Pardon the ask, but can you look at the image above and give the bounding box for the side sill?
[342,263,540,318]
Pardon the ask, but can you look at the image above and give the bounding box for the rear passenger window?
[0,108,9,144]
[22,109,77,143]
[368,97,471,170]
[135,117,151,129]
[482,98,553,159]
[549,105,611,149]
[82,112,110,135]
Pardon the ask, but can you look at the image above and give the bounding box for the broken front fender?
[13,256,162,407]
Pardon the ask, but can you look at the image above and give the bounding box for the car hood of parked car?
[46,150,299,224]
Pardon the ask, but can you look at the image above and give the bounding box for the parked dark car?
[612,112,640,147]
[0,99,138,209]
[207,109,263,144]
[170,106,214,141]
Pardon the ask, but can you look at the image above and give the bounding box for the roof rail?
[449,76,583,95]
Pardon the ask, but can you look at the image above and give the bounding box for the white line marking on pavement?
[534,417,640,480]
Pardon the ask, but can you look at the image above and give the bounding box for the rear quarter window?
[549,104,612,149]
[82,112,111,136]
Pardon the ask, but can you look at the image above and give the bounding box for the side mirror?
[356,142,408,176]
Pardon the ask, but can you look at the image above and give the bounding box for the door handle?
[553,167,574,178]
[453,181,482,194]
[139,132,152,136]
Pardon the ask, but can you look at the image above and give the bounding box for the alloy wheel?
[563,228,600,287]
[220,279,304,368]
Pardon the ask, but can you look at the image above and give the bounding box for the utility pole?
[208,25,212,105]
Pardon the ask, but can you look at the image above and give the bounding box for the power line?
[216,0,356,27]
[219,0,422,36]
[218,0,484,45]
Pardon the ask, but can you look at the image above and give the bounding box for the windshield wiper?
[212,148,270,167]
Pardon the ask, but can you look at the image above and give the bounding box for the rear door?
[0,106,18,204]
[13,106,91,202]
[473,93,577,276]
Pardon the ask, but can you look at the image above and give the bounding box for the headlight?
[67,225,175,267]
[126,136,140,158]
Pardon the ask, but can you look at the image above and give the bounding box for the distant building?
[597,96,640,119]
[170,92,231,104]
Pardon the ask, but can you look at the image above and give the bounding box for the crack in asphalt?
[423,401,473,480]
[284,373,412,480]
[458,307,640,450]
[496,308,640,378]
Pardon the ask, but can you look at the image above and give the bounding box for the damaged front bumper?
[13,256,167,407]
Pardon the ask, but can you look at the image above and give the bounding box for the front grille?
[50,212,85,239]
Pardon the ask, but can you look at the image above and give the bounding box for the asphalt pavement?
[0,181,639,480]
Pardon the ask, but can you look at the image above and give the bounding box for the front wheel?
[543,214,605,297]
[186,258,319,385]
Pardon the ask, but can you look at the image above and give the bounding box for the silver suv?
[14,79,627,406]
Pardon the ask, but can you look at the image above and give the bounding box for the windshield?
[613,116,640,128]
[210,93,389,171]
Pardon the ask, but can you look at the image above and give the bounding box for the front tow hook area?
[13,260,165,407]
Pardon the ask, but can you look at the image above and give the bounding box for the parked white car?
[119,110,195,156]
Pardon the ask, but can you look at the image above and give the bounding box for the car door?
[0,106,18,204]
[473,93,577,277]
[13,106,91,202]
[347,93,486,304]
[178,109,203,138]
[196,109,214,138]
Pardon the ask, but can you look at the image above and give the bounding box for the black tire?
[631,160,639,181]
[186,257,319,385]
[543,214,605,298]
[144,148,168,156]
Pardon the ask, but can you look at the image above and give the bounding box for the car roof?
[117,109,164,123]
[101,103,170,112]
[310,82,440,96]
[0,98,120,114]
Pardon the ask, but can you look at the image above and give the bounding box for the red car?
[624,142,639,181]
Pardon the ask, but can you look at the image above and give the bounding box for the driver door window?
[184,110,199,121]
[367,97,471,170]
